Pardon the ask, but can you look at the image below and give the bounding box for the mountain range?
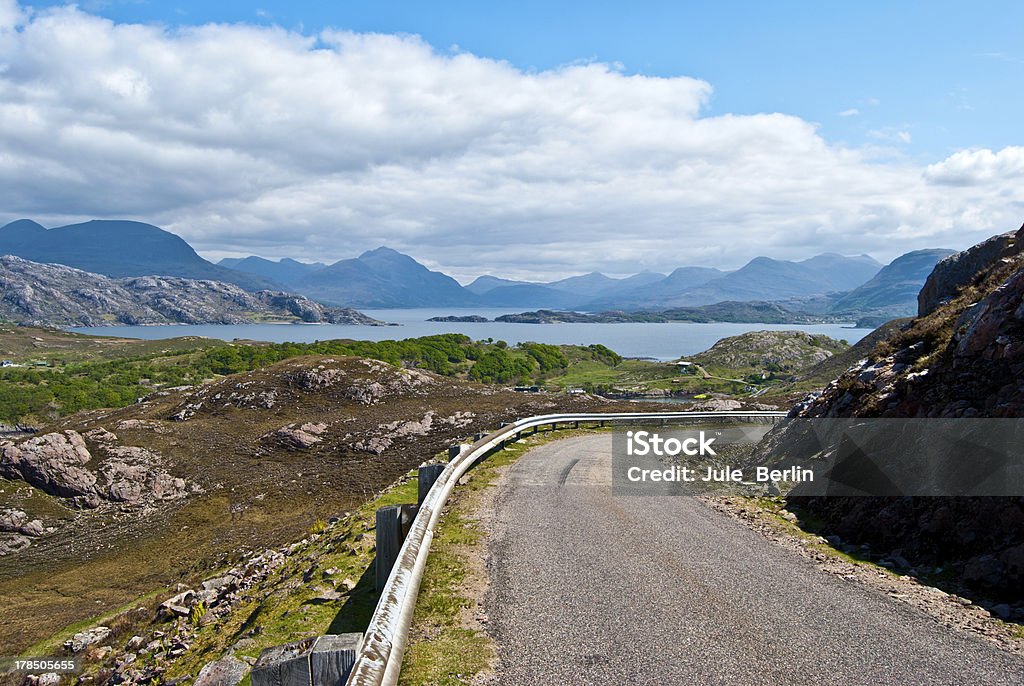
[0,218,954,320]
[218,249,902,313]
[0,256,380,327]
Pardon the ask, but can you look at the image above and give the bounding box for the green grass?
[400,428,605,686]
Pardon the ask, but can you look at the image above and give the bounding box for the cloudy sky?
[2,1,1023,281]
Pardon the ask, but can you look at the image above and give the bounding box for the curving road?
[485,434,1024,686]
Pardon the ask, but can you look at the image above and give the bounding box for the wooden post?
[375,504,418,592]
[447,444,463,460]
[418,464,445,506]
[251,634,362,686]
[474,432,485,441]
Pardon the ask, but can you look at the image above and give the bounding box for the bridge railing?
[344,410,786,686]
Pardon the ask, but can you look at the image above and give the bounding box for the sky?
[2,1,1023,281]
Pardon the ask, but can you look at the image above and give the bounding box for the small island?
[427,315,491,322]
[494,302,838,324]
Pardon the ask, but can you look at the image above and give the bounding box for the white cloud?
[867,127,912,145]
[0,2,1020,280]
[838,108,860,117]
[0,0,25,30]
[924,147,1024,186]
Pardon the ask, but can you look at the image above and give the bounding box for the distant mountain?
[464,275,538,294]
[219,256,326,286]
[601,254,881,310]
[546,272,619,296]
[0,219,277,292]
[476,284,584,308]
[798,253,882,290]
[294,247,477,307]
[0,256,381,327]
[590,266,725,309]
[466,270,667,304]
[828,249,956,320]
[608,270,668,292]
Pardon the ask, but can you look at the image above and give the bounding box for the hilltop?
[0,220,275,292]
[685,330,848,374]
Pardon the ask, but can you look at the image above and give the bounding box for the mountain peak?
[359,246,406,259]
[1,219,47,235]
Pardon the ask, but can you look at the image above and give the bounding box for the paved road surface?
[486,434,1024,685]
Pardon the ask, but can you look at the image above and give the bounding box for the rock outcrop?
[0,429,190,510]
[918,224,1024,316]
[763,223,1024,601]
[0,431,97,499]
[0,255,383,327]
[0,508,45,536]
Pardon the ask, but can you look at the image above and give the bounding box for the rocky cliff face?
[767,224,1024,603]
[918,225,1024,317]
[0,256,382,327]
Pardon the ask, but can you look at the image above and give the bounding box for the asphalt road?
[485,434,1024,686]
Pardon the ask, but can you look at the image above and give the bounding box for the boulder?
[158,590,197,619]
[64,626,111,653]
[0,431,97,498]
[194,654,250,686]
[963,554,1005,587]
[0,507,44,536]
[0,533,31,555]
[270,423,327,449]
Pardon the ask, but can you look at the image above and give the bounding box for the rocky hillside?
[0,256,381,327]
[760,223,1024,604]
[794,225,1024,418]
[0,354,621,653]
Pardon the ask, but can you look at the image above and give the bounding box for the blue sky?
[3,1,1023,278]
[39,0,1024,160]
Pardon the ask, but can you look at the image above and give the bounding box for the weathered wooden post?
[251,634,362,686]
[418,463,445,506]
[375,503,418,592]
[474,432,485,441]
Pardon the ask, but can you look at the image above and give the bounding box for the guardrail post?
[418,463,445,506]
[375,504,418,593]
[573,421,579,429]
[474,432,485,441]
[251,634,362,686]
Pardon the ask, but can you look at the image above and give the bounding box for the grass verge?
[399,428,604,686]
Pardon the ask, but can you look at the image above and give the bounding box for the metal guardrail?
[344,410,787,686]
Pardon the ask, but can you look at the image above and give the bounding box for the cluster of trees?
[0,334,626,423]
[0,359,187,422]
[197,334,476,377]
